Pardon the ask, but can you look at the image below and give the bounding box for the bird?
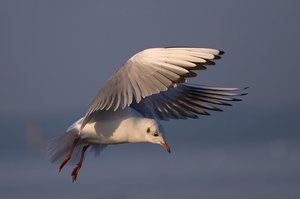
[47,47,247,182]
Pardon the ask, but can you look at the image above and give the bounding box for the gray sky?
[1,0,299,119]
[1,1,300,199]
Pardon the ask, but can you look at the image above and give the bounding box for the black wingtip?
[240,87,249,96]
[219,50,225,55]
[204,60,216,65]
[214,107,223,112]
[232,98,242,102]
[214,55,221,60]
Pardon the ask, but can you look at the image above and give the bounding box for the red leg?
[71,144,90,182]
[58,138,79,172]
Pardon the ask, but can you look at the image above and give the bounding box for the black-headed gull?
[48,47,247,182]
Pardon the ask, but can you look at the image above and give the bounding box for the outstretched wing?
[130,84,248,120]
[82,47,223,127]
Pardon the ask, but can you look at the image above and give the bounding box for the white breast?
[79,108,144,144]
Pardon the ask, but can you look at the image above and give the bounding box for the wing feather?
[81,47,224,127]
[130,84,247,120]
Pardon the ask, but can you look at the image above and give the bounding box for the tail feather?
[47,128,79,163]
[47,118,107,165]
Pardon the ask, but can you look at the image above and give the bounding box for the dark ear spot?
[147,127,150,133]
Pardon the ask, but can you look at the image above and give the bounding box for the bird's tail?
[47,117,107,165]
[47,118,83,164]
[47,128,81,164]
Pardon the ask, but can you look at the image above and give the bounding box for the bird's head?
[142,119,171,153]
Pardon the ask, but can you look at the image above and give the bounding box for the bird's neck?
[127,129,146,143]
[118,117,146,143]
[119,108,147,143]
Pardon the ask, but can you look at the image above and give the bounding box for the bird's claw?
[71,165,81,182]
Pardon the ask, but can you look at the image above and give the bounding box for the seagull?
[48,47,247,182]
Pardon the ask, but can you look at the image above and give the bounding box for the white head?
[128,118,171,153]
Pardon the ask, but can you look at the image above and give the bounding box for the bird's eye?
[146,128,151,133]
[153,133,159,137]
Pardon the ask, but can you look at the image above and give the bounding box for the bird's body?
[48,47,247,182]
[72,108,160,145]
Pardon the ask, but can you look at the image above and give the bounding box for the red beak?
[160,142,171,153]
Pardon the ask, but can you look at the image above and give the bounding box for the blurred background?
[1,0,299,198]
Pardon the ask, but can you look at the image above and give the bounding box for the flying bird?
[48,47,247,182]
